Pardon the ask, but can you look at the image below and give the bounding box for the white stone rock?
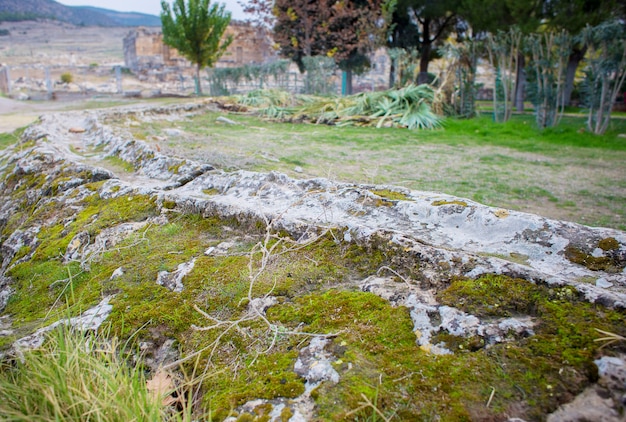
[596,277,614,288]
[13,296,114,351]
[110,267,124,280]
[156,258,196,292]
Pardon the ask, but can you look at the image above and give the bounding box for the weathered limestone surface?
[61,104,625,307]
[1,103,625,420]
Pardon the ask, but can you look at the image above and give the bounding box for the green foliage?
[297,84,443,129]
[486,27,523,122]
[0,328,167,421]
[207,60,291,95]
[0,12,47,22]
[160,0,233,94]
[441,40,480,118]
[580,20,626,134]
[272,0,388,93]
[525,30,573,128]
[233,89,297,119]
[60,72,73,84]
[302,56,337,95]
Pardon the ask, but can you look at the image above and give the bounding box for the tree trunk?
[343,69,353,95]
[417,18,431,85]
[563,47,586,106]
[195,64,202,95]
[514,54,525,112]
[389,59,396,89]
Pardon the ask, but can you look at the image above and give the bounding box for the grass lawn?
[124,108,626,231]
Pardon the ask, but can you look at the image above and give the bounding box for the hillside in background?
[0,0,160,27]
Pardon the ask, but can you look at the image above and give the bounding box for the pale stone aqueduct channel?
[0,101,625,420]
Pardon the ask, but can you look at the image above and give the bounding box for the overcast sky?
[56,0,247,20]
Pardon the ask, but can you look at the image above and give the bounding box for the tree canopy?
[272,0,389,94]
[161,0,233,94]
[390,0,461,84]
[272,0,332,71]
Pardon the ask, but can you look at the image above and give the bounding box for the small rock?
[69,127,86,134]
[494,209,509,218]
[216,116,239,125]
[294,166,303,173]
[294,337,340,389]
[156,258,196,292]
[110,267,124,280]
[596,278,613,288]
[206,241,235,256]
[592,248,605,258]
[164,128,183,137]
[248,296,277,316]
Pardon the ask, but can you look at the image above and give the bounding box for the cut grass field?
[126,108,626,230]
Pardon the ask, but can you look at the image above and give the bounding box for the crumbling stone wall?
[123,21,274,72]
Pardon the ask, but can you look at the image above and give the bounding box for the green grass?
[0,126,27,149]
[433,115,626,152]
[0,327,177,421]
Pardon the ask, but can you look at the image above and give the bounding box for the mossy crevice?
[564,237,625,273]
[369,189,411,202]
[432,199,468,207]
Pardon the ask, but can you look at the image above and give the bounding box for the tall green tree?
[161,0,233,95]
[460,0,543,112]
[543,0,623,106]
[580,20,626,134]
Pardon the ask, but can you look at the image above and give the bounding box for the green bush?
[60,72,73,84]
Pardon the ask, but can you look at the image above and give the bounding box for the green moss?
[11,245,32,263]
[5,260,98,324]
[480,252,530,266]
[598,237,619,251]
[0,126,27,149]
[369,189,410,202]
[205,350,305,420]
[432,199,468,207]
[19,139,37,149]
[4,159,625,422]
[280,407,293,422]
[437,275,543,317]
[1,188,159,331]
[168,160,186,174]
[253,403,273,418]
[203,188,220,196]
[162,200,177,209]
[564,245,623,272]
[104,156,135,173]
[260,275,625,420]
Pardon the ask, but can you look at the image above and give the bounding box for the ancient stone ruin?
[123,21,276,72]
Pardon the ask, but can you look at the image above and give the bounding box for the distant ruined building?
[123,21,275,72]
